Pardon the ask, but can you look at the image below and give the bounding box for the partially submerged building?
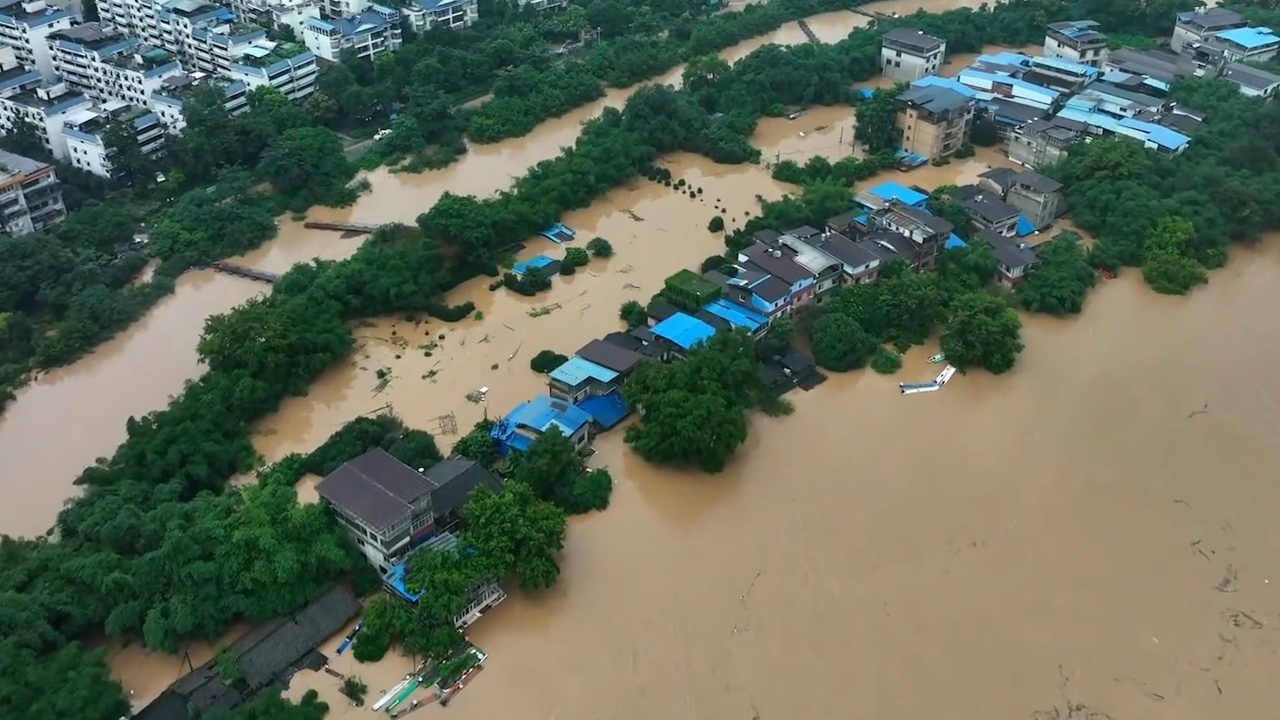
[491,395,594,454]
[316,448,502,572]
[134,585,361,720]
[880,27,946,83]
[383,530,506,627]
[1044,20,1108,68]
[896,78,976,160]
[980,228,1040,288]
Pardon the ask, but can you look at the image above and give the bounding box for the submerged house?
[491,395,594,454]
[548,356,620,403]
[316,448,502,572]
[649,312,718,357]
[134,585,361,720]
[382,530,506,628]
[980,228,1040,288]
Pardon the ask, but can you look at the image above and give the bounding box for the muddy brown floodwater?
[9,2,1280,718]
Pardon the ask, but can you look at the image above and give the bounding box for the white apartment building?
[519,0,568,10]
[1044,20,1108,68]
[402,0,476,33]
[61,99,166,177]
[224,39,315,100]
[0,75,93,160]
[0,0,73,77]
[149,70,247,129]
[299,3,400,62]
[0,148,66,235]
[49,23,184,105]
[879,27,946,83]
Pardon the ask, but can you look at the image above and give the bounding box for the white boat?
[935,365,957,386]
[899,382,939,395]
[372,675,414,712]
[926,353,946,364]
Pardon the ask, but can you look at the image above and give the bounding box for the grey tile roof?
[883,27,944,54]
[979,167,1019,191]
[865,231,918,258]
[1221,62,1280,91]
[316,448,436,531]
[898,84,971,114]
[743,243,815,284]
[426,458,503,517]
[816,232,882,269]
[1176,7,1244,32]
[979,229,1038,269]
[575,338,644,374]
[1014,170,1063,194]
[751,275,792,303]
[950,187,1020,224]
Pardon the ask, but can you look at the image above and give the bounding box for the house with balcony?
[947,185,1020,236]
[223,40,316,100]
[980,229,1039,288]
[490,395,594,455]
[0,51,94,159]
[316,448,501,573]
[149,71,247,129]
[1171,7,1247,53]
[403,0,477,32]
[815,227,885,284]
[383,530,507,627]
[1008,115,1082,169]
[866,200,952,270]
[1206,26,1280,63]
[0,148,65,235]
[880,27,946,83]
[1220,62,1280,98]
[1044,20,1108,68]
[300,4,401,62]
[49,24,184,106]
[547,356,621,403]
[896,80,975,160]
[61,101,166,178]
[0,0,73,77]
[738,241,817,310]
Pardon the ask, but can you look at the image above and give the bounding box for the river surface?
[10,3,1280,719]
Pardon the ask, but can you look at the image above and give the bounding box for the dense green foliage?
[1014,234,1097,315]
[870,346,903,375]
[940,292,1025,375]
[530,349,570,373]
[509,427,614,514]
[622,330,760,472]
[619,299,648,329]
[586,236,614,257]
[355,481,567,661]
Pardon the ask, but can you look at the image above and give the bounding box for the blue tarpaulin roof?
[945,233,968,250]
[912,75,979,98]
[701,298,769,333]
[384,531,463,602]
[513,254,554,276]
[549,356,619,386]
[575,391,630,430]
[859,88,875,98]
[651,312,717,350]
[866,181,928,208]
[491,395,592,453]
[1016,215,1037,237]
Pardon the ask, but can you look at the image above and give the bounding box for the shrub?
[502,271,551,297]
[559,262,575,276]
[954,143,976,159]
[586,237,614,257]
[619,299,647,329]
[530,350,568,374]
[708,215,725,233]
[700,254,726,272]
[565,247,590,267]
[870,347,903,375]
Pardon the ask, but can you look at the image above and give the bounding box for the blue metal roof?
[512,254,554,275]
[912,75,978,98]
[651,312,717,351]
[701,298,768,333]
[1216,27,1279,50]
[867,181,928,207]
[959,69,1060,102]
[575,391,630,430]
[549,356,619,387]
[494,395,592,441]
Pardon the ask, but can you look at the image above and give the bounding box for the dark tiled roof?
[1176,7,1243,32]
[646,299,680,323]
[316,448,436,531]
[743,244,815,284]
[883,27,944,54]
[426,458,503,517]
[753,228,782,245]
[816,232,882,269]
[1014,170,1063,194]
[950,186,1019,224]
[602,331,644,352]
[876,201,954,235]
[575,338,644,374]
[695,309,732,331]
[864,231,918,258]
[787,225,822,239]
[1222,62,1280,91]
[980,229,1038,269]
[979,167,1019,191]
[750,275,792,303]
[898,84,971,114]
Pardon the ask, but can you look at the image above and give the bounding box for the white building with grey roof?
[1220,62,1280,98]
[880,27,946,83]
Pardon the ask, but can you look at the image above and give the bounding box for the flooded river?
[8,2,1280,718]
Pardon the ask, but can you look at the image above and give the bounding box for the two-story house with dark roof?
[316,448,502,572]
[867,199,953,270]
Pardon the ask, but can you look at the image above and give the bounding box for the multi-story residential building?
[49,23,184,105]
[1205,26,1280,63]
[1171,7,1247,53]
[402,0,477,32]
[0,0,73,76]
[947,185,1021,237]
[880,27,946,83]
[1005,170,1065,231]
[1008,116,1081,169]
[0,79,93,159]
[299,4,400,62]
[896,81,975,160]
[61,100,166,177]
[0,148,65,235]
[867,200,952,270]
[980,228,1039,288]
[316,447,503,573]
[149,70,247,128]
[1044,20,1108,68]
[224,39,314,100]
